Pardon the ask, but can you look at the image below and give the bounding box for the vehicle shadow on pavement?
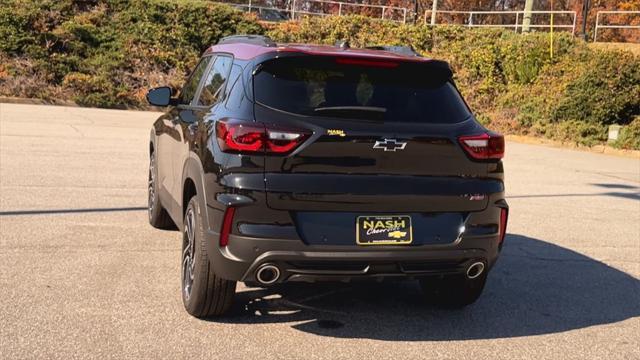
[216,234,640,340]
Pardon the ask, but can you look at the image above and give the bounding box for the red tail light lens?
[216,119,310,155]
[219,207,236,247]
[498,208,508,246]
[216,120,265,153]
[458,133,505,160]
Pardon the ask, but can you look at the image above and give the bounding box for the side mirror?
[146,86,175,107]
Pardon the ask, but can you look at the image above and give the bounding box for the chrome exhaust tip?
[256,264,280,285]
[466,262,485,279]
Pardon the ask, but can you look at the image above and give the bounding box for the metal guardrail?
[224,2,639,41]
[594,11,640,42]
[424,10,577,35]
[228,0,408,23]
[294,0,408,22]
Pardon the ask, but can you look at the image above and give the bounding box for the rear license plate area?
[356,215,412,245]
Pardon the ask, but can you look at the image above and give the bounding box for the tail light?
[458,133,505,160]
[498,208,508,246]
[216,119,310,155]
[219,207,236,247]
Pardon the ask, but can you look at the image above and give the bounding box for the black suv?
[147,35,508,318]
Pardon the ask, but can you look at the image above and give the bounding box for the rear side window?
[180,57,211,105]
[224,64,245,110]
[197,55,233,106]
[254,57,471,123]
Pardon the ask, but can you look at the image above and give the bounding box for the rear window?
[254,57,471,123]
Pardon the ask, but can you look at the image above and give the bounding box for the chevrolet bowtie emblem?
[373,139,407,152]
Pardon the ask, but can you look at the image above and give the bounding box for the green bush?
[613,117,640,150]
[0,0,263,107]
[552,50,640,126]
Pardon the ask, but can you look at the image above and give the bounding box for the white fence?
[223,2,640,42]
[227,0,408,23]
[594,11,640,42]
[424,10,577,35]
[294,0,408,22]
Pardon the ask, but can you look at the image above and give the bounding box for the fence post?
[571,11,577,36]
[381,6,386,20]
[338,2,342,16]
[550,0,555,58]
[582,0,591,40]
[515,12,519,32]
[248,0,252,13]
[523,0,534,32]
[468,12,473,27]
[431,0,438,26]
[294,0,299,20]
[594,11,600,41]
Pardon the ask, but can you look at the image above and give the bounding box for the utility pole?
[582,0,591,41]
[522,0,534,32]
[430,0,438,26]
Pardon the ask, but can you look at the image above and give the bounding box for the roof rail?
[217,35,277,47]
[366,45,422,57]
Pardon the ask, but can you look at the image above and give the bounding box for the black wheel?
[419,272,487,308]
[181,196,236,318]
[148,150,175,229]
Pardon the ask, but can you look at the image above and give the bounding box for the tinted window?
[180,57,211,105]
[197,55,233,107]
[224,64,245,110]
[254,57,470,123]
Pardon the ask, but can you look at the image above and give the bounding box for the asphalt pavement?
[1,103,639,359]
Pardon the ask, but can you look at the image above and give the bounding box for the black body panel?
[149,47,508,285]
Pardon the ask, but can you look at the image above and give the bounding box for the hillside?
[1,0,638,149]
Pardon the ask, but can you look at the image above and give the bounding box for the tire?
[181,196,236,318]
[148,151,175,230]
[419,272,487,308]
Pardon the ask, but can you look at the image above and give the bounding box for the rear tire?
[148,151,175,230]
[419,273,487,308]
[181,196,236,318]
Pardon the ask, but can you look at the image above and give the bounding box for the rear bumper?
[205,230,499,284]
[242,249,488,283]
[204,187,507,284]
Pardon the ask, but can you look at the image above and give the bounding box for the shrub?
[0,0,263,106]
[551,50,640,126]
[613,117,640,150]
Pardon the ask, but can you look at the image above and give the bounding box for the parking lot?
[1,103,638,359]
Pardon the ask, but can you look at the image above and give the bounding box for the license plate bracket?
[356,215,413,245]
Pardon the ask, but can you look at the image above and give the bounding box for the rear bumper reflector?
[219,207,236,247]
[498,208,508,245]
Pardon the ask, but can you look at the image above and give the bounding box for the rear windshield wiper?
[313,106,387,121]
[314,106,387,113]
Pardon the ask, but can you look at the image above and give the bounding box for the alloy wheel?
[182,207,196,300]
[148,154,156,216]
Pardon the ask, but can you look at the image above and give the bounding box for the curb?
[0,97,78,107]
[506,135,640,159]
